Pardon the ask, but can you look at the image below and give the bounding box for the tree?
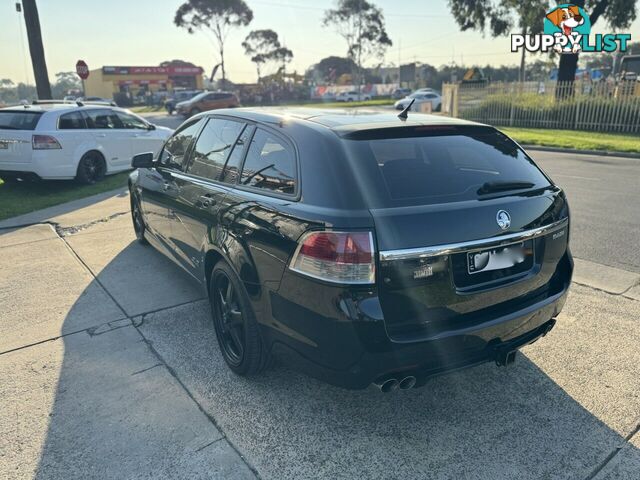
[51,71,81,98]
[322,0,392,89]
[448,0,546,82]
[242,29,292,82]
[174,0,253,88]
[308,56,358,84]
[0,79,15,88]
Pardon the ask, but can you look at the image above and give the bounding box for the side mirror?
[147,123,156,131]
[132,152,155,169]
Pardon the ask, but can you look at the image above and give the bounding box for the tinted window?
[188,119,244,181]
[344,126,550,206]
[220,125,254,184]
[116,111,148,130]
[240,128,296,195]
[85,109,123,129]
[58,111,86,129]
[159,119,202,170]
[0,111,43,130]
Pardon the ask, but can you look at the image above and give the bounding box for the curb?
[522,145,640,159]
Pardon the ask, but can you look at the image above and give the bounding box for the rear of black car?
[274,122,572,390]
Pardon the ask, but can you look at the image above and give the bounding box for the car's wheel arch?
[204,239,262,300]
[77,149,107,175]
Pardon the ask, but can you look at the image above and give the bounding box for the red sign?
[76,60,89,80]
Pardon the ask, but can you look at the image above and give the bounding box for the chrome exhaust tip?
[375,378,399,393]
[398,376,417,390]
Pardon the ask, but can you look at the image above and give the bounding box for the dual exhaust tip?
[375,376,417,392]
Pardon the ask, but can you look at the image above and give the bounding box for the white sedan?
[394,92,442,112]
[0,103,172,184]
[336,91,372,102]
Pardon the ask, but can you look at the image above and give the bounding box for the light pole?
[21,0,51,99]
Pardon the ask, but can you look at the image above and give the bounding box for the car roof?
[0,103,125,115]
[211,107,482,134]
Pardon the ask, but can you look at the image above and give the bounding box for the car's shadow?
[34,239,639,479]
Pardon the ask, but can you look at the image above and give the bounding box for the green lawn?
[0,172,130,222]
[500,128,640,154]
[129,105,165,114]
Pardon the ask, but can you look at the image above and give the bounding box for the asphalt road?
[148,112,640,274]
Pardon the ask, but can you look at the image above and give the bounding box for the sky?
[1,0,639,85]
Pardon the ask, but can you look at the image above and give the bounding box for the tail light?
[289,231,375,284]
[32,135,61,150]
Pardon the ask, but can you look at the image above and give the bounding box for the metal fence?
[441,81,640,133]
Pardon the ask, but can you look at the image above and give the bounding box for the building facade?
[83,65,204,100]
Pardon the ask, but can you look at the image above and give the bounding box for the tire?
[209,260,271,376]
[76,151,106,185]
[130,191,149,245]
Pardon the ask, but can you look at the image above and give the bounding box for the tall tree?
[323,0,392,89]
[448,0,546,82]
[242,29,292,82]
[51,71,81,98]
[174,0,253,88]
[22,0,51,99]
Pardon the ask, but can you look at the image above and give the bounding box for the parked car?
[129,108,572,391]
[391,88,411,99]
[336,91,372,102]
[395,91,442,112]
[0,103,172,184]
[165,90,203,114]
[176,91,239,117]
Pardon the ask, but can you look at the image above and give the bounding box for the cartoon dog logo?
[545,5,585,53]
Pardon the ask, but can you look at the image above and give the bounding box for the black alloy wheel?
[210,261,271,375]
[76,152,105,184]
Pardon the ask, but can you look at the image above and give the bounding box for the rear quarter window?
[344,126,551,206]
[0,111,43,130]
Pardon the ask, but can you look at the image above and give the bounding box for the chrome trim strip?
[379,217,568,262]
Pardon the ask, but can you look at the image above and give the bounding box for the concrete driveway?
[1,184,639,479]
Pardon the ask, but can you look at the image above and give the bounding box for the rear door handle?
[198,194,214,208]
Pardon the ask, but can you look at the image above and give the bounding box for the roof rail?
[32,99,73,105]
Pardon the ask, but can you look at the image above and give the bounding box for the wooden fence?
[441,81,640,133]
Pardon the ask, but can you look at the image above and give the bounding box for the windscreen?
[344,126,551,206]
[0,111,43,130]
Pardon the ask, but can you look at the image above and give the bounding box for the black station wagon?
[129,108,573,391]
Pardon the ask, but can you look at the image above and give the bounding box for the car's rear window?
[0,111,43,131]
[343,125,551,206]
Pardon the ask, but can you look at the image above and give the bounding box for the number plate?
[467,241,532,275]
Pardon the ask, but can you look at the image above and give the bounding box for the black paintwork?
[129,108,573,389]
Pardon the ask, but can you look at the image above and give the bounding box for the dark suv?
[129,108,572,391]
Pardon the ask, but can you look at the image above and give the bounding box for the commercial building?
[83,65,204,100]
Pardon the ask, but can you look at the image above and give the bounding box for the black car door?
[169,116,252,277]
[138,118,203,252]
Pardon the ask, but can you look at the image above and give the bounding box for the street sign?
[76,60,89,80]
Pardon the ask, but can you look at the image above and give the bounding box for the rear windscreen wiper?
[478,180,535,195]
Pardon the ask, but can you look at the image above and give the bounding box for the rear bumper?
[270,286,568,389]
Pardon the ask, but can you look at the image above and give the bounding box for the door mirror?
[146,123,156,131]
[132,152,155,169]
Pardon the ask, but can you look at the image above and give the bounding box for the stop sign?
[76,60,89,80]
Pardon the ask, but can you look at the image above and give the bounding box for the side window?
[188,118,244,181]
[85,109,123,129]
[240,128,296,195]
[116,111,149,130]
[159,119,202,170]
[58,112,86,129]
[220,125,255,185]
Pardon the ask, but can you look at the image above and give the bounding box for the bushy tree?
[51,72,81,98]
[323,0,392,87]
[174,0,253,88]
[242,29,292,82]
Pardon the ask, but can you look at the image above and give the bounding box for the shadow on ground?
[26,236,639,479]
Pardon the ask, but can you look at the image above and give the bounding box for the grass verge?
[129,105,165,114]
[500,127,640,154]
[0,172,130,222]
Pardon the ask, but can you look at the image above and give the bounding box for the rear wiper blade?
[478,180,535,195]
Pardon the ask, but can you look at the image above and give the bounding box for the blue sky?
[1,0,638,84]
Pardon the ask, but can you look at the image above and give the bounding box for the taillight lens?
[290,231,375,284]
[32,135,61,150]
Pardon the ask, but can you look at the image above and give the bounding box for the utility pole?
[21,0,51,99]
